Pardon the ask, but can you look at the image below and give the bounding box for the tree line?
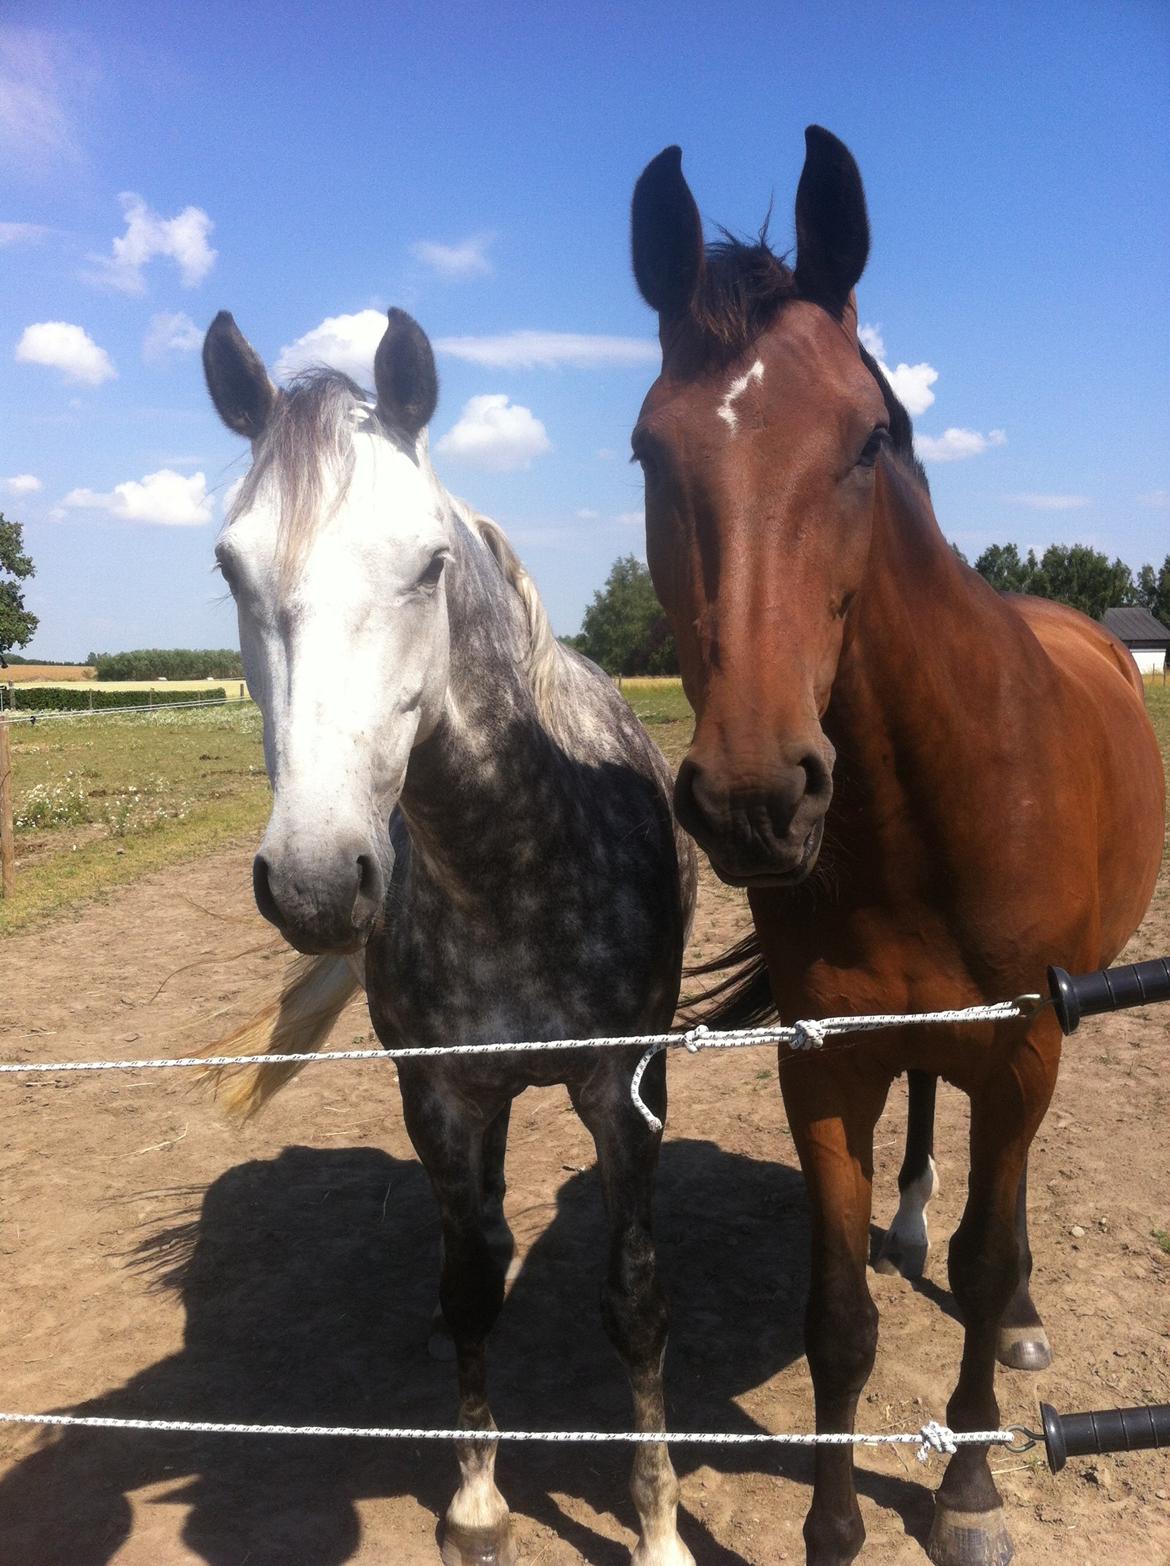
[569,546,1170,677]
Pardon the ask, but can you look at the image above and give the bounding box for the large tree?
[575,554,678,676]
[0,513,38,662]
[973,541,1038,594]
[1027,544,1134,620]
[1134,554,1170,628]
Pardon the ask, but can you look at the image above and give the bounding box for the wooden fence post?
[0,719,14,899]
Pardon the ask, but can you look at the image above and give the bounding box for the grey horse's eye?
[418,553,447,591]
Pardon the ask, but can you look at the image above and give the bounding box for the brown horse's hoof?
[873,1236,928,1279]
[996,1323,1052,1371]
[927,1503,1013,1566]
[440,1518,517,1566]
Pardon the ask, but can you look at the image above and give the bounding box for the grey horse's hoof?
[927,1503,1013,1566]
[440,1519,517,1566]
[996,1323,1052,1371]
[873,1235,928,1279]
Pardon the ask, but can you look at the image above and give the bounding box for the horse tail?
[681,932,777,1030]
[198,953,362,1120]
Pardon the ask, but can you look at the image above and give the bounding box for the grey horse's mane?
[225,369,568,728]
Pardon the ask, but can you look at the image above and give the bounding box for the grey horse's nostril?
[352,852,384,926]
[252,854,281,927]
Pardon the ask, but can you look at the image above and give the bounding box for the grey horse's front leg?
[399,1070,516,1566]
[571,1053,693,1566]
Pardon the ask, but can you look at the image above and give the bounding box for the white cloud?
[1139,490,1170,509]
[916,427,1007,463]
[435,394,550,472]
[859,321,937,416]
[411,232,493,280]
[575,508,599,520]
[62,468,214,527]
[597,448,617,461]
[435,331,660,370]
[15,320,115,384]
[275,308,385,383]
[0,222,48,247]
[3,473,42,495]
[0,28,87,171]
[143,311,202,363]
[614,511,643,527]
[1004,493,1091,512]
[83,193,216,294]
[881,361,938,417]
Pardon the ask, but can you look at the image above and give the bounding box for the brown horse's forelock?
[683,236,928,491]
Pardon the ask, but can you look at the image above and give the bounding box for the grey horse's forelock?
[226,368,364,583]
[228,368,568,725]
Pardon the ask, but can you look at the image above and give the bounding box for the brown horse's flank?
[632,128,1164,1566]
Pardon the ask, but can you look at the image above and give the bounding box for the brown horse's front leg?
[994,1158,1052,1371]
[928,1037,1058,1566]
[781,1056,889,1566]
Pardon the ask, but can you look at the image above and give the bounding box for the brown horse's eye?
[857,427,889,469]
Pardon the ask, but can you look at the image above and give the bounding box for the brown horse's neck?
[827,455,1033,811]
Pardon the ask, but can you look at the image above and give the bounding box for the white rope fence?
[0,1412,1022,1464]
[0,994,1045,1465]
[0,996,1044,1134]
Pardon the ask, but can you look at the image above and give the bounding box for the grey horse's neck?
[398,508,563,888]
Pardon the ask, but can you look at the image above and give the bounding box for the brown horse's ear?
[374,308,438,439]
[631,145,705,321]
[794,126,870,316]
[203,312,279,440]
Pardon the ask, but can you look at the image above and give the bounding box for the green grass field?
[1,703,269,934]
[2,676,1166,936]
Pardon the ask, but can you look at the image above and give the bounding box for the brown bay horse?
[630,128,1164,1565]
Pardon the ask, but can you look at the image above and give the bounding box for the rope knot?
[916,1420,958,1462]
[791,1018,827,1051]
[682,1023,709,1054]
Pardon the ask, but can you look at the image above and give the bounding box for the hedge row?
[1,686,228,713]
[88,649,244,680]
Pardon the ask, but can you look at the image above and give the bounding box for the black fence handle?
[1040,1400,1170,1472]
[1047,957,1170,1035]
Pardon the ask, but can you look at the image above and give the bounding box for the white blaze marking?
[716,359,764,433]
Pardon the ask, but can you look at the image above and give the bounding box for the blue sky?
[2,0,1167,659]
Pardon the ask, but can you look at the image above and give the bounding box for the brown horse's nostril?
[674,757,714,838]
[252,853,281,927]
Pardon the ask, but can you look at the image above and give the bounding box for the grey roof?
[1102,606,1170,643]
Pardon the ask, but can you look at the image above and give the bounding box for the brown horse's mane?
[688,234,929,492]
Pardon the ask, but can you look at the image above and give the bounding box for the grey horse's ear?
[793,126,870,316]
[374,309,438,439]
[631,145,705,322]
[203,312,279,440]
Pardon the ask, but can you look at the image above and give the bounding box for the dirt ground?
[0,845,1168,1566]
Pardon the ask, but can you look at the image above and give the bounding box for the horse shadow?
[0,1139,936,1565]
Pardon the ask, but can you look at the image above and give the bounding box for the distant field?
[5,664,94,682]
[6,675,250,696]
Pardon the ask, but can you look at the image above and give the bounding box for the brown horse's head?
[631,127,900,888]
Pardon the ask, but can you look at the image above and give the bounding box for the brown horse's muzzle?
[673,743,833,886]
